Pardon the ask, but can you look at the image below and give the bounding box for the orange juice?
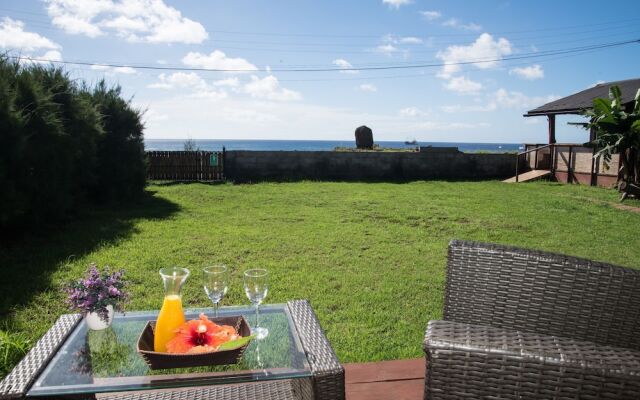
[154,294,186,352]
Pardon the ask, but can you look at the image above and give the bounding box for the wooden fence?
[147,151,224,181]
[522,143,619,187]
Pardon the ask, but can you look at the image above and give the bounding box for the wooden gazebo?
[508,77,640,186]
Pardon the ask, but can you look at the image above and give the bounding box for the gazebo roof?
[524,77,640,117]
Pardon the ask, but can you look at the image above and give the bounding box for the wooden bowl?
[137,315,252,370]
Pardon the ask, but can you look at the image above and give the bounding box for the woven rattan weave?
[424,240,640,399]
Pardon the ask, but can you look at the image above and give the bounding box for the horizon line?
[144,138,523,144]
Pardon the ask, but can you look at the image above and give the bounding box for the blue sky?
[1,0,639,143]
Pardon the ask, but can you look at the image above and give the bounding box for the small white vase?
[85,305,114,330]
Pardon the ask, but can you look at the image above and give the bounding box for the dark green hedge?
[0,57,146,229]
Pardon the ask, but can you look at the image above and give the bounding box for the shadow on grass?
[0,191,180,320]
[226,177,511,185]
[151,180,226,187]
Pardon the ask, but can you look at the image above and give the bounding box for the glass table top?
[28,304,311,397]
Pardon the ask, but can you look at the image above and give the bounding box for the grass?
[1,180,639,377]
[0,327,30,377]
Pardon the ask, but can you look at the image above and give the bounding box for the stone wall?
[224,150,518,182]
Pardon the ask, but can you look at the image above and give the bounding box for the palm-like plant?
[582,85,640,200]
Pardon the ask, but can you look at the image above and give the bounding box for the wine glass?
[244,268,269,339]
[203,265,228,318]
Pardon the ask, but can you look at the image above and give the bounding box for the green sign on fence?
[210,153,218,165]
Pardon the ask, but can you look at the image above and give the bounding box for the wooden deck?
[345,358,424,400]
[502,169,551,183]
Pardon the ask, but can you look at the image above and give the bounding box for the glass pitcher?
[154,267,190,352]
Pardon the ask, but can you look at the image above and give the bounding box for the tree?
[582,85,640,201]
[0,57,147,229]
[91,81,146,202]
[183,138,199,151]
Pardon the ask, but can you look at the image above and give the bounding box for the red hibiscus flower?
[165,313,240,354]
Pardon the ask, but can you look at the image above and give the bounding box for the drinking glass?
[203,265,228,318]
[243,268,269,339]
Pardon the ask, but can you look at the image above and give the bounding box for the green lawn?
[1,181,639,377]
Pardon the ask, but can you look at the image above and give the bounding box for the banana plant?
[580,85,640,200]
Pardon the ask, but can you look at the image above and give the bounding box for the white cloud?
[182,50,258,73]
[90,64,110,71]
[440,89,559,112]
[399,106,429,117]
[242,75,301,101]
[420,11,442,21]
[410,121,491,131]
[359,84,377,92]
[212,77,240,87]
[217,106,280,123]
[140,92,498,142]
[492,88,559,109]
[41,50,63,62]
[375,44,400,56]
[148,72,228,99]
[19,50,64,66]
[44,0,208,44]
[148,72,207,90]
[440,105,461,113]
[443,76,483,94]
[509,64,544,80]
[149,72,298,102]
[90,64,137,75]
[382,0,412,9]
[440,103,497,113]
[399,36,423,44]
[0,17,61,52]
[422,11,480,31]
[375,36,413,58]
[332,58,358,74]
[436,33,512,78]
[382,34,422,45]
[0,18,64,66]
[113,66,137,74]
[442,18,482,31]
[144,109,169,123]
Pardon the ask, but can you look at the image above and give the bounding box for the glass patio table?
[0,300,344,400]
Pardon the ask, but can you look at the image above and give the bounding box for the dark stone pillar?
[355,126,374,149]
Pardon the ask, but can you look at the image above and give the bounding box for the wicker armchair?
[424,240,640,399]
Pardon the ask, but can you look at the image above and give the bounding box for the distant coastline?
[145,139,522,153]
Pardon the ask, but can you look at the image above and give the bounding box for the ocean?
[145,139,523,153]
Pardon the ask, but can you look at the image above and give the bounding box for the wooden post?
[590,148,597,186]
[567,145,572,183]
[548,114,556,144]
[222,146,226,181]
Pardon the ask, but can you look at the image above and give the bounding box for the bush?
[91,82,146,202]
[0,57,146,229]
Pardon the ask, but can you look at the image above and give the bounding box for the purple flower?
[63,264,129,323]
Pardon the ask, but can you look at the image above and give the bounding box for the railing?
[514,143,621,186]
[515,144,554,182]
[147,150,224,181]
